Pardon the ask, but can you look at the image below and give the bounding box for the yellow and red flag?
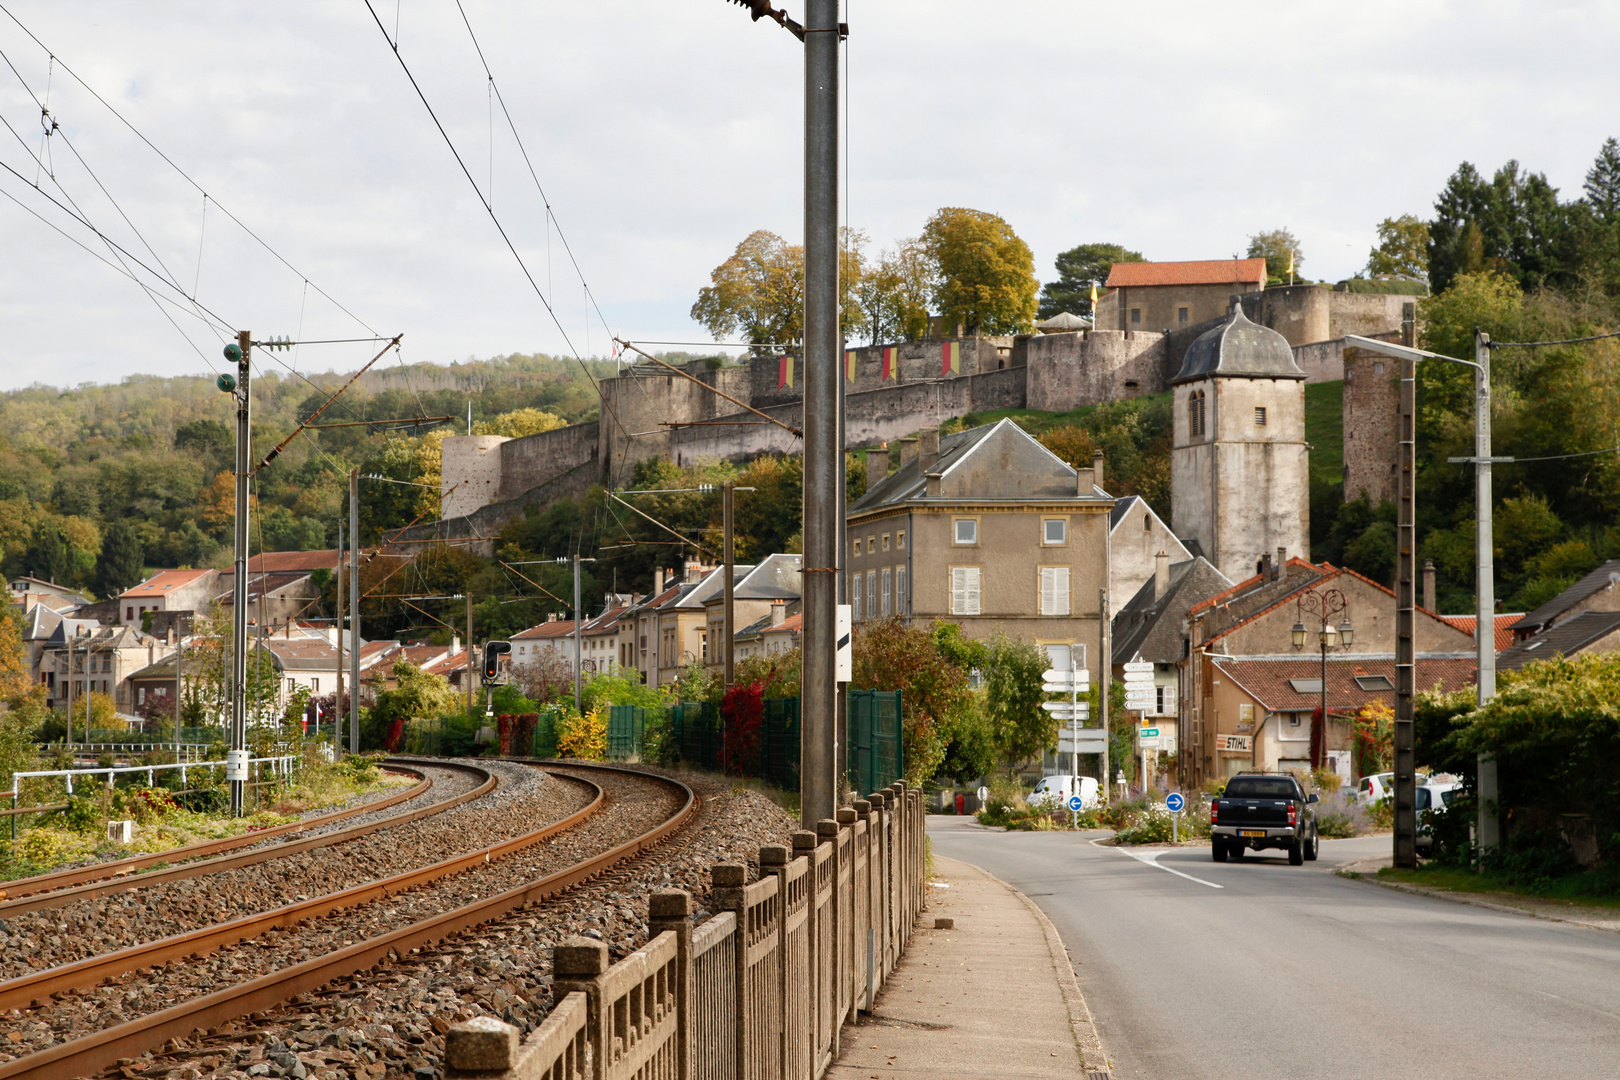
[941,341,960,376]
[845,350,858,381]
[881,346,896,381]
[778,355,794,389]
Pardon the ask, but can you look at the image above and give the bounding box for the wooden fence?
[445,782,927,1080]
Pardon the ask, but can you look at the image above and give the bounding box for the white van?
[1028,774,1100,810]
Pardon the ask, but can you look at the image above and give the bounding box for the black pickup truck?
[1210,772,1319,865]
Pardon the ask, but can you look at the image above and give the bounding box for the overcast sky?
[2,1,1617,392]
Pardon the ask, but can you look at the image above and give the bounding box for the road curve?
[928,817,1620,1080]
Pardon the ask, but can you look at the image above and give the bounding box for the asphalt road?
[928,817,1620,1080]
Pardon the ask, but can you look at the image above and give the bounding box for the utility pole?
[1100,588,1111,803]
[1393,346,1418,868]
[335,519,344,747]
[1474,329,1499,853]
[466,591,475,717]
[723,480,736,688]
[800,0,839,828]
[65,628,75,750]
[174,631,183,761]
[227,330,252,817]
[557,555,597,714]
[349,467,361,756]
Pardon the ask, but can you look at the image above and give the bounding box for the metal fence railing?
[847,689,904,798]
[447,783,928,1080]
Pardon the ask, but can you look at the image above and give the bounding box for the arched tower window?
[1187,390,1207,439]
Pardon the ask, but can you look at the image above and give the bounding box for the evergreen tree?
[1583,137,1620,224]
[94,521,145,599]
[23,522,71,585]
[1038,242,1144,320]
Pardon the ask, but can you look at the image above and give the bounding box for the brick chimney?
[685,562,704,584]
[1091,449,1105,491]
[1423,559,1436,611]
[865,446,889,493]
[770,600,786,626]
[918,430,940,472]
[1275,546,1286,580]
[654,567,664,596]
[1154,549,1170,601]
[897,437,919,469]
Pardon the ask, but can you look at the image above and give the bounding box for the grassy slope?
[943,390,1175,438]
[1304,380,1343,485]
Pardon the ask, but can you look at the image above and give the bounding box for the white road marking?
[1091,838,1223,888]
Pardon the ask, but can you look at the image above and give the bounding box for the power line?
[1489,329,1620,348]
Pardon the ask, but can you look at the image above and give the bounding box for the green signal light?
[217,373,238,393]
[223,342,243,362]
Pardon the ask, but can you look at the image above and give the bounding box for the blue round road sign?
[1165,792,1185,813]
[1067,794,1085,812]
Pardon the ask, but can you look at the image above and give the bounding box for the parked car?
[1028,774,1099,810]
[1210,771,1319,865]
[1416,778,1462,856]
[1356,772,1396,803]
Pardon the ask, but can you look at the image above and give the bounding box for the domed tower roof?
[1171,299,1305,385]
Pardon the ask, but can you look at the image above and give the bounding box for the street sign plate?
[1059,738,1108,755]
[1042,668,1089,684]
[1122,660,1153,673]
[1122,671,1154,683]
[1043,684,1091,695]
[1042,701,1091,713]
[1139,727,1160,737]
[1067,795,1085,812]
[1165,792,1185,813]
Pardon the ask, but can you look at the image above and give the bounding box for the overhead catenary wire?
[1489,329,1620,348]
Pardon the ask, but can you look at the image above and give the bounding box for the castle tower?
[1170,299,1309,583]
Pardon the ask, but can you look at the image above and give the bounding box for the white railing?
[11,754,298,797]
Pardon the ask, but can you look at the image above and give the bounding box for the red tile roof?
[766,613,803,634]
[121,569,213,599]
[1213,656,1478,714]
[1438,614,1521,653]
[1105,258,1268,289]
[514,619,579,640]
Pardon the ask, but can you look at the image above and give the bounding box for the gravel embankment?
[8,766,795,1080]
[0,762,585,980]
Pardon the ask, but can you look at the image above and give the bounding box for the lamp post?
[1291,588,1353,771]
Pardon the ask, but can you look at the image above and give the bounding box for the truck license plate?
[1239,830,1265,838]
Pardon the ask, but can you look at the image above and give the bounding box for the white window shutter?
[1040,568,1054,614]
[954,567,981,615]
[1054,566,1069,615]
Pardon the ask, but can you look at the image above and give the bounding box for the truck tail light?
[1209,802,1218,824]
[1287,802,1298,825]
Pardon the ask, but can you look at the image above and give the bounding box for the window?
[311,678,319,693]
[1187,390,1207,439]
[853,537,862,556]
[1254,406,1267,427]
[867,536,876,553]
[881,568,891,617]
[852,573,862,620]
[1354,674,1394,691]
[1043,518,1067,545]
[1178,306,1189,324]
[1156,684,1168,714]
[126,607,133,621]
[897,530,906,549]
[1039,566,1070,616]
[951,567,981,615]
[882,533,890,552]
[1288,715,1302,727]
[896,566,908,615]
[1287,677,1324,693]
[867,572,877,618]
[954,518,978,545]
[1130,307,1141,324]
[1143,514,1152,532]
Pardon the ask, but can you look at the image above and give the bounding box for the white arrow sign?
[1122,671,1155,684]
[1042,701,1092,714]
[1059,735,1108,754]
[1042,668,1089,684]
[1122,660,1154,674]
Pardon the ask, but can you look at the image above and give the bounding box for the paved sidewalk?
[826,853,1109,1080]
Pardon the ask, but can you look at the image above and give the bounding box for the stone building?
[1095,259,1268,333]
[119,569,219,628]
[702,554,802,675]
[846,419,1115,668]
[1170,301,1310,585]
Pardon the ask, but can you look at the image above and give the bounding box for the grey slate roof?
[1111,556,1233,665]
[1496,609,1620,672]
[1509,559,1620,635]
[1171,303,1306,385]
[731,554,803,600]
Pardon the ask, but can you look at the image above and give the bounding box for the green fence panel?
[606,706,650,760]
[533,708,562,758]
[762,697,800,792]
[846,689,903,797]
[673,702,721,772]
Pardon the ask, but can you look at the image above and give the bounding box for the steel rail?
[0,762,696,1080]
[0,760,494,916]
[0,761,436,901]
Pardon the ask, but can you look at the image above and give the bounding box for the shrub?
[557,707,607,761]
[1114,802,1175,844]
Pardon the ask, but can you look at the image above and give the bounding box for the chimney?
[865,446,889,493]
[685,562,704,584]
[1075,461,1094,495]
[1423,559,1436,611]
[1275,546,1286,580]
[1259,551,1273,580]
[451,634,460,655]
[918,430,940,472]
[1154,550,1170,601]
[897,437,919,469]
[771,600,786,626]
[1091,449,1105,491]
[547,612,559,623]
[654,567,665,596]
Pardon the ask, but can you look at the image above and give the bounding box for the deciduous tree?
[920,207,1038,336]
[1365,214,1430,282]
[1246,228,1303,284]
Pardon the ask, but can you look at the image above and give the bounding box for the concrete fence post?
[711,862,749,1080]
[649,888,695,1080]
[552,937,609,1080]
[834,807,858,1029]
[816,818,840,1061]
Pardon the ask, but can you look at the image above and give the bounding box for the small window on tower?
[1178,307,1189,323]
[1130,308,1142,324]
[1254,406,1267,427]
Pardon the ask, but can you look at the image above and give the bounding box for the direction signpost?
[1067,792,1085,830]
[1122,657,1155,789]
[1043,659,1091,812]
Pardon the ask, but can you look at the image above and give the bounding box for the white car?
[1355,772,1395,803]
[1028,774,1099,810]
[1416,778,1462,854]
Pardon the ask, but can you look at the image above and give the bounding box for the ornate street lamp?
[1291,588,1352,770]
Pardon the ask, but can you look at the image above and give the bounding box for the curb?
[1336,868,1620,935]
[961,860,1111,1076]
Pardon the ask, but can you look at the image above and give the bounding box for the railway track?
[0,760,490,911]
[0,761,700,1080]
